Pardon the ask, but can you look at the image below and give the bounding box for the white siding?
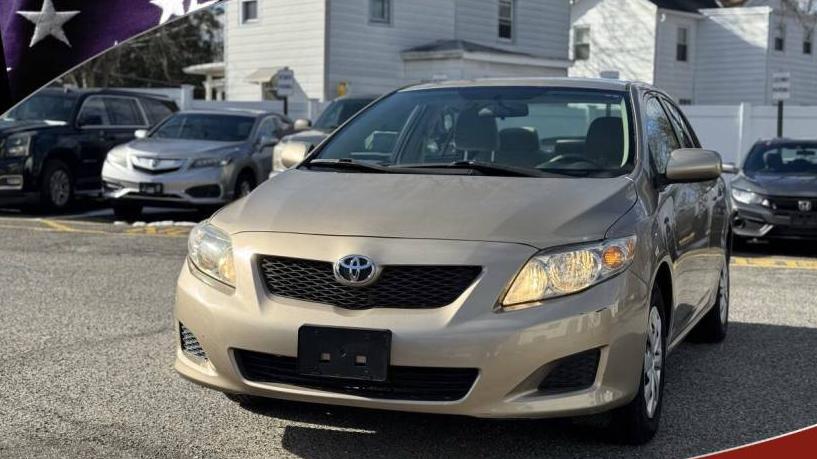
[326,0,457,99]
[455,0,570,60]
[224,0,327,104]
[765,8,817,105]
[694,7,771,105]
[569,0,658,83]
[653,11,697,103]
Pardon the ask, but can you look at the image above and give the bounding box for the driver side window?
[644,96,680,174]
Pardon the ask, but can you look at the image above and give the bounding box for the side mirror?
[257,135,278,148]
[134,129,148,139]
[665,148,722,183]
[279,142,310,169]
[721,162,739,174]
[293,118,311,131]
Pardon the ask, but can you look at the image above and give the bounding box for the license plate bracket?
[297,326,391,382]
[139,183,163,195]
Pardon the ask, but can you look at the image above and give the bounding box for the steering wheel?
[544,154,603,169]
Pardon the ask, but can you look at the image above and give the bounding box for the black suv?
[0,88,178,210]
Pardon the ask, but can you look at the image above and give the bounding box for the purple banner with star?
[0,0,221,112]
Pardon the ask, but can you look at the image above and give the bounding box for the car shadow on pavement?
[734,238,817,259]
[237,321,817,458]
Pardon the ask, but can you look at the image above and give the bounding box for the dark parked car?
[0,88,178,210]
[729,138,817,240]
[271,94,378,175]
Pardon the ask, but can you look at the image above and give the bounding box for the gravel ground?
[0,226,815,458]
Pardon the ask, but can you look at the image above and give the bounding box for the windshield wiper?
[401,160,547,178]
[304,158,394,173]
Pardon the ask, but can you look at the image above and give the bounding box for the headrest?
[764,151,783,170]
[454,108,498,152]
[499,127,540,153]
[585,117,624,168]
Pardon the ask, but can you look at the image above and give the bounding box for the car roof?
[755,138,817,146]
[38,87,175,102]
[174,109,279,118]
[400,77,638,92]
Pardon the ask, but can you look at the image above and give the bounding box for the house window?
[241,0,258,24]
[574,27,591,60]
[498,0,514,41]
[805,30,813,55]
[774,24,786,51]
[676,27,689,62]
[369,0,391,24]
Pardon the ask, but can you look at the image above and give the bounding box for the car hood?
[0,119,65,135]
[123,138,246,158]
[734,173,817,198]
[211,169,638,248]
[281,129,329,146]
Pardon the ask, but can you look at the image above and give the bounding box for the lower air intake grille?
[538,348,600,394]
[234,349,478,402]
[179,323,207,360]
[257,256,482,310]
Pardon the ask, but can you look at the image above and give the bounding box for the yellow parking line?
[732,256,817,271]
[41,219,81,233]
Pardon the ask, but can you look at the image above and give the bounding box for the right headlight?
[188,222,235,287]
[105,148,128,168]
[731,188,767,206]
[272,143,286,172]
[502,236,637,309]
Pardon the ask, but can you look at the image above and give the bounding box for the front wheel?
[610,286,666,445]
[40,160,74,211]
[234,172,256,200]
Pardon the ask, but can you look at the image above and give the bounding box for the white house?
[570,0,817,105]
[223,0,571,112]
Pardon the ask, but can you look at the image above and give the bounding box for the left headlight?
[2,134,31,157]
[188,222,235,287]
[191,156,233,169]
[502,236,637,309]
[731,187,768,206]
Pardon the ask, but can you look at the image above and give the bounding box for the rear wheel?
[610,286,666,445]
[691,264,729,343]
[112,202,143,221]
[40,160,74,211]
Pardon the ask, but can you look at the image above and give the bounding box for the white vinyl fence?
[684,104,817,165]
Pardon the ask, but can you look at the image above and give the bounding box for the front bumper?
[732,201,817,239]
[174,232,650,419]
[101,160,233,207]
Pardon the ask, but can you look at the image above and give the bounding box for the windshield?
[151,114,255,142]
[309,87,633,176]
[312,98,374,131]
[3,92,78,123]
[744,143,817,176]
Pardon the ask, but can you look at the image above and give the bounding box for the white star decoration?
[17,0,80,48]
[151,0,186,25]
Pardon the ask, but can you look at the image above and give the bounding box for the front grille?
[186,184,221,198]
[234,350,479,401]
[179,323,207,360]
[538,349,600,394]
[132,165,182,175]
[769,197,816,213]
[258,256,481,310]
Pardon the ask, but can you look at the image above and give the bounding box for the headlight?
[272,143,286,172]
[2,134,31,157]
[106,149,128,168]
[188,222,235,287]
[731,188,767,206]
[502,236,637,309]
[191,156,233,169]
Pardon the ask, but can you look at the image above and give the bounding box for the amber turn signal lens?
[602,246,626,269]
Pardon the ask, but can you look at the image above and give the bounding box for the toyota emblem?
[333,255,378,286]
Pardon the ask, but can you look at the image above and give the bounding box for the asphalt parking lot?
[1,206,816,458]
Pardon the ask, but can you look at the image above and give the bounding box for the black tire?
[225,393,270,407]
[112,202,143,221]
[610,285,667,445]
[690,264,729,343]
[234,171,256,200]
[40,160,74,211]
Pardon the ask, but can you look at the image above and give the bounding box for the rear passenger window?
[105,98,145,126]
[661,99,695,148]
[644,96,680,174]
[77,97,109,126]
[142,99,175,125]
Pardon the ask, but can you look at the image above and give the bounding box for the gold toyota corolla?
[175,78,731,444]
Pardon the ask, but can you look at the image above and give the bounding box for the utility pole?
[772,72,791,138]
